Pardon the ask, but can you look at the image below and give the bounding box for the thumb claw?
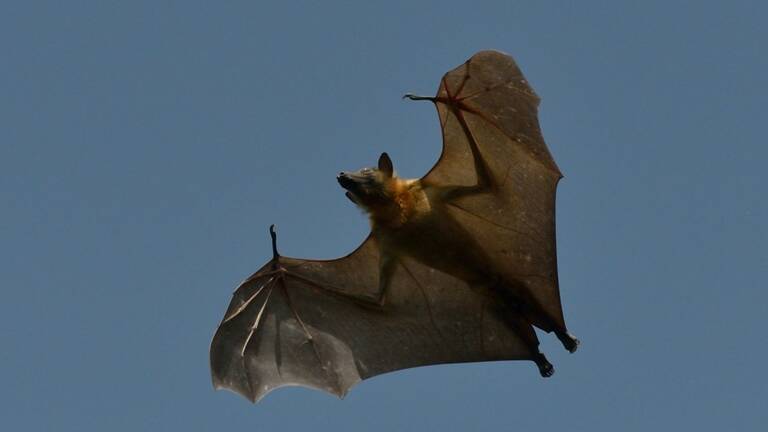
[402,93,435,102]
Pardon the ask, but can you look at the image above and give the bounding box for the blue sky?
[2,1,766,430]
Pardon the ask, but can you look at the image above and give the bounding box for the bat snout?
[337,172,357,190]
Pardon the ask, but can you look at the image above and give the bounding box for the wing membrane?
[211,237,537,402]
[424,50,565,330]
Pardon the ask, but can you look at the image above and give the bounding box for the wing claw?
[403,93,435,102]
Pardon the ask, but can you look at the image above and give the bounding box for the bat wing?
[210,235,539,403]
[422,50,566,331]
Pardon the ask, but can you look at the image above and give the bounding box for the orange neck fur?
[366,178,420,229]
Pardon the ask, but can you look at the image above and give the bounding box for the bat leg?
[533,352,554,378]
[555,330,580,353]
[494,298,554,377]
[524,306,579,353]
[499,283,580,354]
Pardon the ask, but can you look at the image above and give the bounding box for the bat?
[210,50,579,403]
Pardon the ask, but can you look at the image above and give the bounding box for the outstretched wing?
[423,50,566,331]
[210,236,538,403]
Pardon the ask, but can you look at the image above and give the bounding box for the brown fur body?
[366,176,491,284]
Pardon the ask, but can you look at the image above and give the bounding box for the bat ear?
[378,152,394,178]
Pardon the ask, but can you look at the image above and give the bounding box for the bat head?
[337,153,396,209]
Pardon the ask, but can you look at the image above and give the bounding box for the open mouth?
[344,191,359,204]
[337,174,362,204]
[336,174,357,191]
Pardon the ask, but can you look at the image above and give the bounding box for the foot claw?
[567,337,580,353]
[539,363,554,378]
[534,353,554,378]
[557,331,580,353]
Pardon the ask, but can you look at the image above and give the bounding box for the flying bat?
[210,50,579,403]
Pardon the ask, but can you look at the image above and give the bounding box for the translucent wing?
[210,236,539,402]
[423,50,565,331]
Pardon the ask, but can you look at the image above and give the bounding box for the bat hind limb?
[534,353,554,378]
[555,330,580,353]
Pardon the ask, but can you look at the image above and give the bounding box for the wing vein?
[455,103,559,177]
[224,277,272,323]
[447,202,543,242]
[240,285,274,356]
[282,274,350,393]
[456,79,536,102]
[233,269,282,293]
[400,262,450,349]
[287,272,384,310]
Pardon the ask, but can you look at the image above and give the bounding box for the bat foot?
[556,331,580,353]
[534,353,554,378]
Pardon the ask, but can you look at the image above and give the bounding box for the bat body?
[339,153,577,355]
[211,51,578,402]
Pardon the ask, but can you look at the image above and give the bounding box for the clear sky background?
[2,1,766,431]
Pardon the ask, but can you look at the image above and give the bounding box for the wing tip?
[212,381,258,404]
[466,49,517,67]
[471,48,510,58]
